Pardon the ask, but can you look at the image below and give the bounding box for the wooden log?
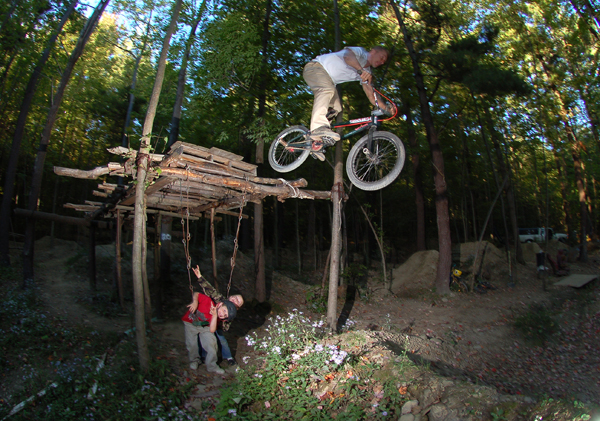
[107,146,164,161]
[159,167,321,199]
[13,209,116,229]
[54,165,110,179]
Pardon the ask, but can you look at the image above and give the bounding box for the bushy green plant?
[213,310,404,419]
[0,283,198,421]
[514,304,559,345]
[305,287,327,314]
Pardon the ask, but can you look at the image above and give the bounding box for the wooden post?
[254,201,265,302]
[89,222,96,291]
[153,213,162,320]
[210,208,218,288]
[141,199,152,330]
[115,209,125,311]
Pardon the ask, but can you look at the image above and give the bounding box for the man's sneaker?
[189,361,199,370]
[311,126,340,142]
[311,151,325,161]
[226,358,237,366]
[311,139,324,152]
[208,367,225,374]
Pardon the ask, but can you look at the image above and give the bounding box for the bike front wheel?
[268,125,310,173]
[346,131,405,191]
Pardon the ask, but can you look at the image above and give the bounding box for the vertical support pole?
[141,199,152,330]
[115,209,125,311]
[89,222,96,291]
[153,213,162,320]
[210,208,218,288]
[255,201,265,302]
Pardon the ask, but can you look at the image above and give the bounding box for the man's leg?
[216,329,234,364]
[303,62,341,134]
[198,328,223,374]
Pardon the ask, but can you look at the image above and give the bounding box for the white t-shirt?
[314,47,370,85]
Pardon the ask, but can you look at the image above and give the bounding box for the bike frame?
[278,87,397,153]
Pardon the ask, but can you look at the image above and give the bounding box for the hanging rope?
[226,189,246,298]
[180,168,193,298]
[278,178,300,198]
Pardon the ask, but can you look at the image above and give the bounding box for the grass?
[1,264,598,421]
[213,310,412,420]
[0,267,196,420]
[513,302,559,346]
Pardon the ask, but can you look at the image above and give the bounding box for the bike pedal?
[322,136,337,146]
[311,151,326,161]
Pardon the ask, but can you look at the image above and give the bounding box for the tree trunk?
[131,0,182,372]
[253,0,272,302]
[484,106,524,264]
[121,11,152,149]
[391,0,451,294]
[401,93,425,250]
[572,141,589,262]
[0,0,78,267]
[22,0,109,286]
[327,0,343,328]
[167,2,206,148]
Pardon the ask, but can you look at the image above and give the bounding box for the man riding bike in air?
[303,46,391,160]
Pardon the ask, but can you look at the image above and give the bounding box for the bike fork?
[362,125,378,157]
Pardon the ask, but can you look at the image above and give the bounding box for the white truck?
[518,227,567,243]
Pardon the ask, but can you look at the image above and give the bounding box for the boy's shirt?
[193,276,232,331]
[181,293,214,326]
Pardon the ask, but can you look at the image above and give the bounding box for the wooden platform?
[54,141,332,220]
[553,274,598,288]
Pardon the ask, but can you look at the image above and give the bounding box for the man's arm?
[192,265,224,302]
[209,303,218,333]
[186,292,200,313]
[343,48,372,84]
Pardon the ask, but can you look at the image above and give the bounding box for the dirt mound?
[453,241,507,280]
[521,242,542,263]
[391,250,438,293]
[35,236,81,257]
[391,242,508,293]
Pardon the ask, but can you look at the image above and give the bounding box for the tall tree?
[131,0,183,372]
[22,0,110,286]
[0,0,78,267]
[391,0,451,294]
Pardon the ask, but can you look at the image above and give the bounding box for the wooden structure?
[554,274,598,288]
[51,141,332,307]
[56,141,332,219]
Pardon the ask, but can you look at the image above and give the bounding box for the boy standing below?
[182,291,236,374]
[192,265,244,366]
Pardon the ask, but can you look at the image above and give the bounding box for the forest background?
[0,0,599,289]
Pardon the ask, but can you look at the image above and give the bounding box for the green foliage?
[305,287,327,314]
[0,282,195,420]
[213,310,406,419]
[513,303,559,345]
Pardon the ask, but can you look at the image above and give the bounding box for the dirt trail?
[28,236,600,406]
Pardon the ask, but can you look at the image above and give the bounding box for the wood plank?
[554,274,598,287]
[170,141,257,174]
[208,146,244,161]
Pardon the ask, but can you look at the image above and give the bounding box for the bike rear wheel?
[346,131,405,191]
[268,125,311,173]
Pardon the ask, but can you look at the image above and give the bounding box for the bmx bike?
[268,86,405,191]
